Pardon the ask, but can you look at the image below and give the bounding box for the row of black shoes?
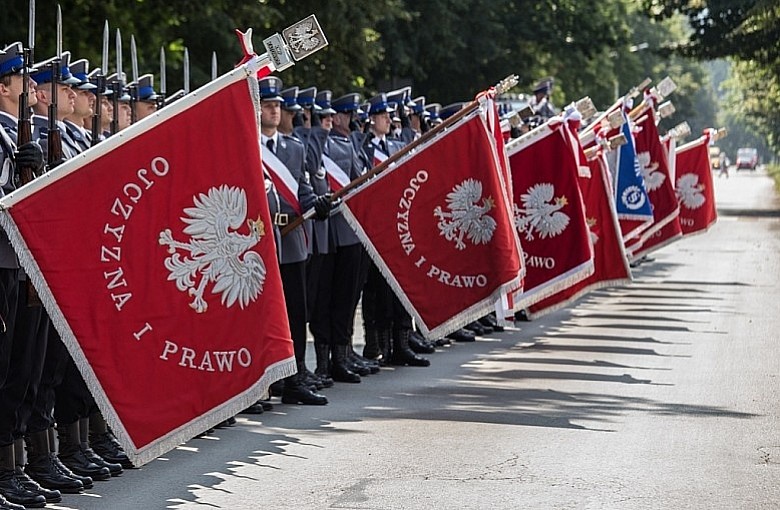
[0,416,133,509]
[235,315,508,414]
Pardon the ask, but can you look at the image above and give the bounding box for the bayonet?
[183,47,190,94]
[129,34,139,123]
[28,0,35,52]
[56,4,62,58]
[159,47,166,95]
[111,28,123,134]
[157,46,166,110]
[101,20,109,75]
[130,35,139,84]
[116,28,123,83]
[211,51,217,81]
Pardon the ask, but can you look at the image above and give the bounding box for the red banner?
[529,147,632,317]
[675,135,718,235]
[341,109,522,338]
[626,110,683,258]
[507,121,594,308]
[0,72,295,465]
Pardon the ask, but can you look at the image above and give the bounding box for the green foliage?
[639,0,779,156]
[767,164,780,192]
[720,60,780,157]
[641,0,780,66]
[0,0,723,143]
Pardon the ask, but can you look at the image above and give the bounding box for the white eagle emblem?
[159,185,267,313]
[433,179,497,250]
[676,173,706,209]
[513,183,570,241]
[637,151,665,191]
[286,21,321,53]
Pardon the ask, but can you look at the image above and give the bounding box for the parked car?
[736,147,759,171]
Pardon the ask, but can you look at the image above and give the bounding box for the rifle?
[17,48,35,184]
[46,5,64,172]
[110,29,122,134]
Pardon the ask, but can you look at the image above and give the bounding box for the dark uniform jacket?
[269,133,316,265]
[0,113,20,270]
[294,126,330,256]
[63,120,91,153]
[324,131,366,248]
[32,115,81,162]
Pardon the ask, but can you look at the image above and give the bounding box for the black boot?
[45,428,93,490]
[281,375,328,405]
[89,413,133,470]
[362,327,380,360]
[409,330,436,354]
[447,328,476,342]
[479,313,504,332]
[0,443,46,509]
[79,418,123,477]
[313,343,335,388]
[13,438,61,504]
[377,329,393,366]
[391,329,430,367]
[464,321,490,335]
[0,493,25,510]
[57,422,111,481]
[330,345,361,383]
[348,345,379,374]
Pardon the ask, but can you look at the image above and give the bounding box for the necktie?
[379,139,387,154]
[266,138,275,153]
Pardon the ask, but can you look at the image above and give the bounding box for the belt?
[274,212,290,226]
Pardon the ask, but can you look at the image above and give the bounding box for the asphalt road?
[49,167,780,509]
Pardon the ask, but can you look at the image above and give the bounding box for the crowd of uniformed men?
[0,40,558,508]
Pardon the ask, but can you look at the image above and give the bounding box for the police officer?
[258,76,330,405]
[63,58,97,152]
[86,68,113,142]
[529,78,556,121]
[307,91,381,383]
[133,74,159,121]
[279,85,333,390]
[361,93,430,367]
[30,52,79,161]
[106,73,132,132]
[0,42,52,510]
[386,86,417,144]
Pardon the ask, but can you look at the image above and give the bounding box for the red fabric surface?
[508,123,594,308]
[342,113,522,336]
[6,79,293,456]
[530,150,631,316]
[631,111,682,244]
[675,137,718,235]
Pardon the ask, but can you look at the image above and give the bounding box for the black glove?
[15,141,44,172]
[399,108,411,129]
[313,194,332,220]
[293,111,304,128]
[310,109,321,127]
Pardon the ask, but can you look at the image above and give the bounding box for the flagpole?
[280,76,517,237]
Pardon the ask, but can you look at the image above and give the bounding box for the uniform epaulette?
[281,133,304,146]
